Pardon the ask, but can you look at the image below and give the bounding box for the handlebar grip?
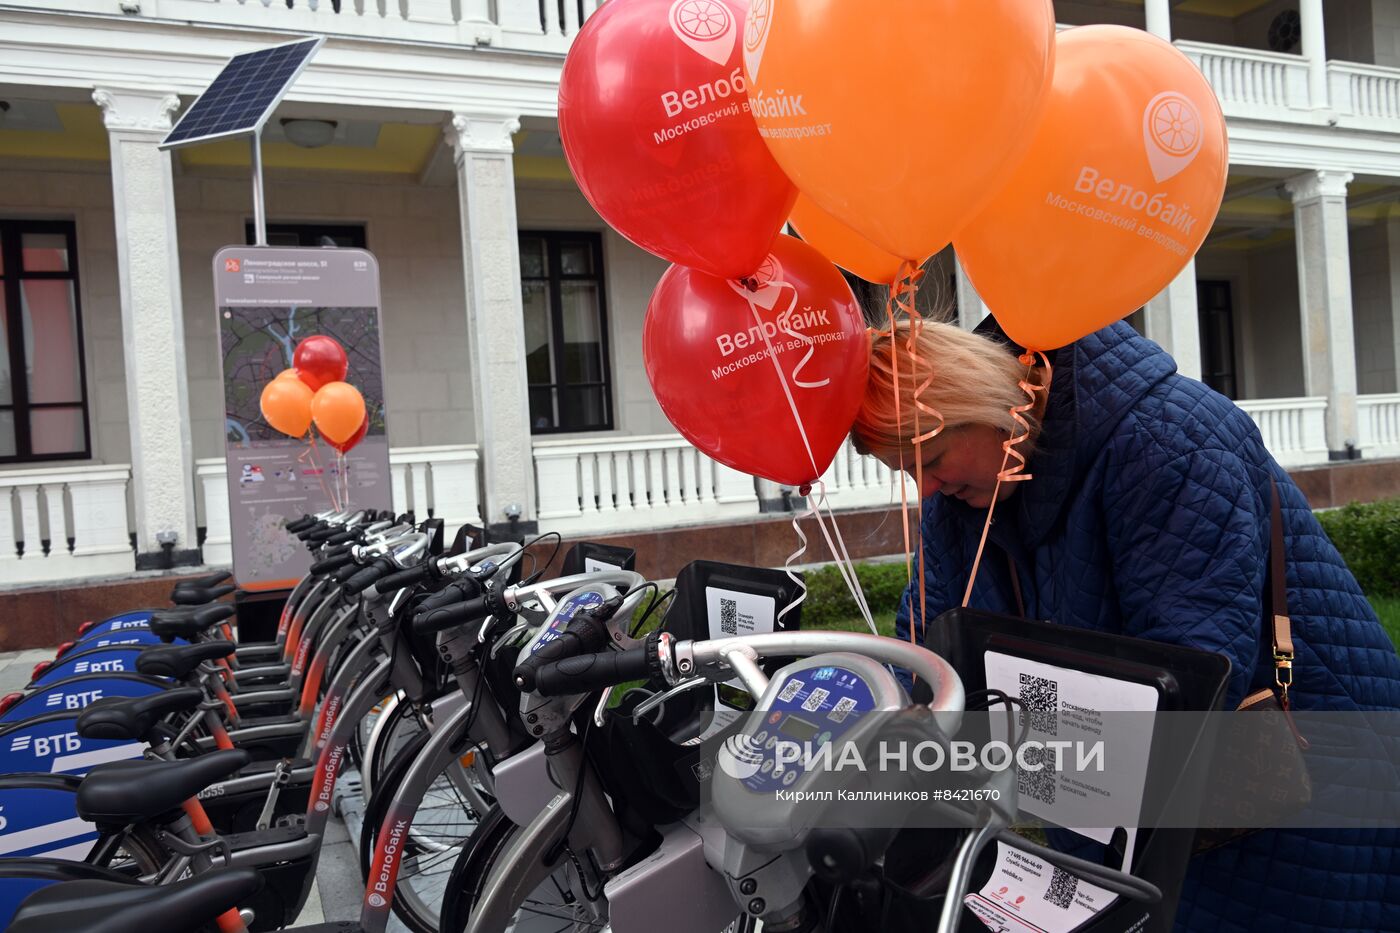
[310,548,356,575]
[512,612,613,693]
[304,526,339,543]
[343,559,393,596]
[415,579,481,612]
[412,596,490,637]
[286,516,317,534]
[324,530,358,546]
[532,647,655,698]
[375,563,434,594]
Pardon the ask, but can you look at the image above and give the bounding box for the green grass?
[813,611,898,638]
[1372,596,1400,651]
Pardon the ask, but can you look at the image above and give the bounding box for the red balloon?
[643,235,868,485]
[329,413,369,455]
[294,336,348,392]
[559,0,797,279]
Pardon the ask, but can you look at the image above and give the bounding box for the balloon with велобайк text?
[643,235,868,487]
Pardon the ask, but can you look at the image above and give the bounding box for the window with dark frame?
[243,222,367,249]
[519,232,614,434]
[0,220,91,463]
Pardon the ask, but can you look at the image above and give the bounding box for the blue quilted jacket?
[895,321,1400,932]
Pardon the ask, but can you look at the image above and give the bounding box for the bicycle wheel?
[359,731,495,933]
[438,804,608,933]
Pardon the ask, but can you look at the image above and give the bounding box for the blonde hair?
[853,319,1042,460]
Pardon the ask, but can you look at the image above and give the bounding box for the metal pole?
[250,132,267,246]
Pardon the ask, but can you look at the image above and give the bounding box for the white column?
[1144,0,1172,40]
[1389,215,1400,389]
[1285,169,1358,457]
[1144,258,1202,380]
[446,112,534,531]
[1300,0,1329,110]
[953,253,987,331]
[94,87,199,563]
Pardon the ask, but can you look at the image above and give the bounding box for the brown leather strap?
[1266,479,1291,652]
[1006,551,1026,619]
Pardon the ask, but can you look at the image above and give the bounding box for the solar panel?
[160,37,325,150]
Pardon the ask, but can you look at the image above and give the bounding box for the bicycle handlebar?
[413,596,490,637]
[532,644,658,697]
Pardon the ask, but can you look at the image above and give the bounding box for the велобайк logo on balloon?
[1143,91,1203,183]
[669,0,736,66]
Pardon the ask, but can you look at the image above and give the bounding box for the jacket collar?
[956,317,1176,550]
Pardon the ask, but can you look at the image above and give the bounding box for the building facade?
[1,0,1399,588]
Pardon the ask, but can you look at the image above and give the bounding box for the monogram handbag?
[1191,479,1312,854]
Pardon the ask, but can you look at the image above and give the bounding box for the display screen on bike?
[779,715,819,742]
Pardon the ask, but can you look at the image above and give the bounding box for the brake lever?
[630,675,709,724]
[489,621,532,657]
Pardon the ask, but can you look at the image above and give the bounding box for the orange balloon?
[260,378,313,438]
[742,0,1055,261]
[311,382,367,445]
[955,26,1228,351]
[275,368,300,381]
[789,195,908,284]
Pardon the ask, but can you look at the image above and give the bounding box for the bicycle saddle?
[136,641,235,680]
[149,603,235,641]
[170,583,238,605]
[77,748,251,827]
[9,867,262,933]
[76,687,204,742]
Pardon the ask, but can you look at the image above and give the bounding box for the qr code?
[720,598,738,635]
[1044,866,1078,909]
[1017,744,1056,805]
[1018,672,1059,736]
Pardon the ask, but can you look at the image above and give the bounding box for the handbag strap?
[1266,478,1296,706]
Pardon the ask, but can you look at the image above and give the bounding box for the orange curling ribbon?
[299,432,340,513]
[897,262,944,646]
[961,351,1053,609]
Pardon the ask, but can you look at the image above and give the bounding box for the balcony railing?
[0,464,135,585]
[1329,62,1400,130]
[1358,393,1400,459]
[1176,41,1312,120]
[533,434,759,535]
[49,0,600,53]
[1237,397,1329,468]
[820,438,916,512]
[195,444,482,567]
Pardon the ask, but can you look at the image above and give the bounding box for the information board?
[212,246,391,588]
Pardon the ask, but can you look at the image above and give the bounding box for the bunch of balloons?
[559,0,1228,481]
[257,335,369,454]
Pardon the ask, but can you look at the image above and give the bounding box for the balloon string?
[892,260,937,644]
[300,431,340,512]
[811,481,876,634]
[781,305,830,389]
[777,497,816,629]
[961,351,1052,609]
[738,278,873,634]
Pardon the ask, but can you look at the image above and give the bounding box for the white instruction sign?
[704,587,776,639]
[984,652,1160,863]
[964,841,1114,933]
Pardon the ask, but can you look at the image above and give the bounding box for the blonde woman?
[854,315,1400,933]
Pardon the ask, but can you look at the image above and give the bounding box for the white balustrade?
[1176,41,1311,121]
[88,0,601,52]
[195,458,234,568]
[0,465,134,585]
[533,434,760,534]
[819,438,917,511]
[1329,62,1400,129]
[1358,394,1400,459]
[388,445,483,530]
[1237,397,1329,468]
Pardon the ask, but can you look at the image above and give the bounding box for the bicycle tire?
[360,690,426,802]
[358,728,493,933]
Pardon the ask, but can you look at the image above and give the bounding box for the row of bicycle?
[0,509,1155,933]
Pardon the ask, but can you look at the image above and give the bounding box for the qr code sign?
[1044,866,1078,909]
[1018,672,1059,736]
[720,598,738,635]
[1017,744,1056,806]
